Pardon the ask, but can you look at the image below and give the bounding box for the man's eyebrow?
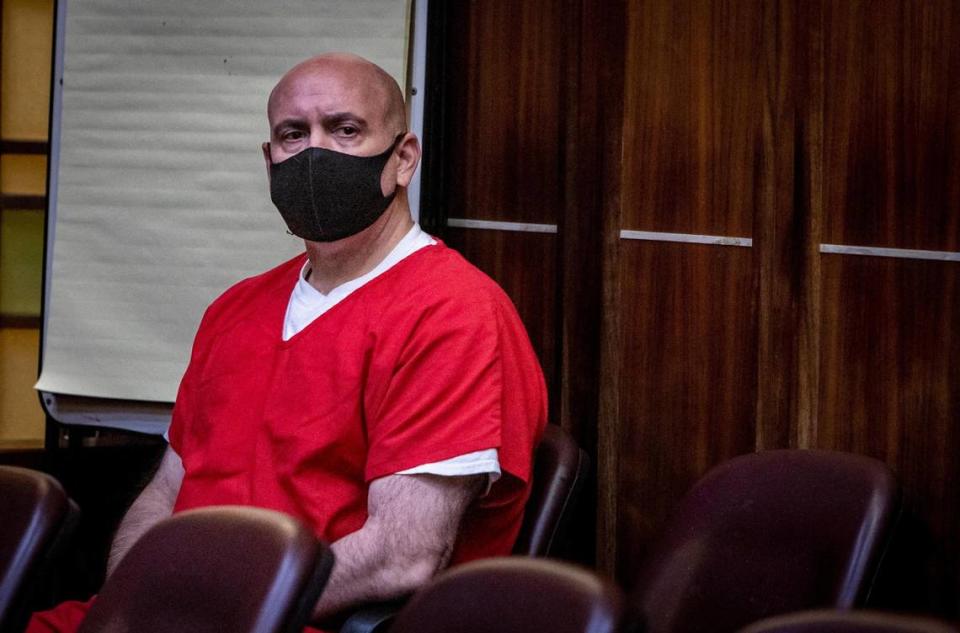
[323,112,368,128]
[272,117,306,136]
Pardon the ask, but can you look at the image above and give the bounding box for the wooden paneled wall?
[816,0,960,609]
[432,0,960,616]
[428,0,565,417]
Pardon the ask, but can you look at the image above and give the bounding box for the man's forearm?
[107,447,184,576]
[313,520,445,619]
[312,473,482,621]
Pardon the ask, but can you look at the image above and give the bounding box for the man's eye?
[282,130,305,142]
[336,126,359,137]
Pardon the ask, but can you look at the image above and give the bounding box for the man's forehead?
[268,58,393,123]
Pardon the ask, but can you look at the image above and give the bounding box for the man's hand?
[106,446,184,576]
[313,472,484,621]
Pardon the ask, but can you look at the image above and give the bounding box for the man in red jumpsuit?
[29,53,547,631]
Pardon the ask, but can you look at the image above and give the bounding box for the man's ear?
[261,142,273,184]
[394,133,421,188]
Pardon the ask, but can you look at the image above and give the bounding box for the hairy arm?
[313,473,484,621]
[106,446,184,576]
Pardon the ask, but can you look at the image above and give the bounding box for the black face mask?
[269,134,403,242]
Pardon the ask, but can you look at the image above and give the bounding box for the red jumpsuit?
[28,242,547,632]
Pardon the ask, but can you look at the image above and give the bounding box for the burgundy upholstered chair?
[513,423,590,556]
[389,557,624,633]
[0,466,78,633]
[630,450,899,633]
[77,506,334,633]
[738,609,959,633]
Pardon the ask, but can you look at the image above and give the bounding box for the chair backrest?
[0,466,76,633]
[631,449,899,633]
[389,557,623,633]
[77,506,334,633]
[738,609,960,633]
[513,424,590,557]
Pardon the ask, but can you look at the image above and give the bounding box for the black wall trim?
[0,315,42,328]
[0,139,49,155]
[418,0,450,235]
[0,195,46,210]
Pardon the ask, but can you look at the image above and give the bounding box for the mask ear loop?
[267,143,291,237]
[381,133,408,200]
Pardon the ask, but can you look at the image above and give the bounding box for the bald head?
[268,53,406,136]
[262,52,421,205]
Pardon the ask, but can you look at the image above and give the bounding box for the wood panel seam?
[820,244,960,262]
[619,230,752,247]
[446,218,558,233]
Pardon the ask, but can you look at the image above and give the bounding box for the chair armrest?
[338,600,406,633]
